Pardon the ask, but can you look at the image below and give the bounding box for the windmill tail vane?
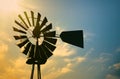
[13,11,84,79]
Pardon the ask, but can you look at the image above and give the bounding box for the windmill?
[13,11,84,79]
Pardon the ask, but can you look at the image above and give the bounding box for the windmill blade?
[28,44,35,58]
[44,37,57,45]
[41,23,52,33]
[60,30,84,48]
[18,14,29,28]
[34,39,48,59]
[36,13,41,27]
[41,44,53,58]
[35,45,48,59]
[26,58,35,64]
[17,39,29,48]
[14,35,27,40]
[32,45,48,64]
[15,20,27,30]
[22,42,31,55]
[44,31,56,37]
[31,11,35,26]
[39,17,48,30]
[43,41,56,52]
[13,27,26,34]
[24,11,31,26]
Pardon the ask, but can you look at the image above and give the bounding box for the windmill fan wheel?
[13,11,57,65]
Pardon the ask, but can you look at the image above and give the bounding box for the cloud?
[0,31,13,42]
[0,40,30,79]
[96,53,113,63]
[64,57,85,64]
[42,56,85,79]
[84,48,94,58]
[106,62,120,79]
[61,63,72,73]
[54,40,76,57]
[55,26,64,34]
[116,47,120,52]
[113,63,120,70]
[106,74,120,79]
[0,41,8,59]
[18,0,37,10]
[84,31,94,42]
[108,63,120,70]
[0,54,30,79]
[0,42,9,78]
[41,47,92,79]
[87,52,113,73]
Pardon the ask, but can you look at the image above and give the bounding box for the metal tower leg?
[30,64,35,79]
[37,64,41,79]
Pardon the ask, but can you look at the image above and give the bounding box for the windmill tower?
[13,11,84,79]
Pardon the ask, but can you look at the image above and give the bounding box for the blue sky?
[0,0,120,79]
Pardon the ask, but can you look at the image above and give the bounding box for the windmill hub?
[26,26,44,45]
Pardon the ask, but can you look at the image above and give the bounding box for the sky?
[0,0,120,79]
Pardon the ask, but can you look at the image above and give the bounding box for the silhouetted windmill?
[13,11,84,79]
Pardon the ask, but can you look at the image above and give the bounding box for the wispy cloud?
[116,47,120,53]
[42,48,78,79]
[84,48,94,58]
[108,62,120,70]
[96,53,113,63]
[113,63,120,70]
[0,37,30,79]
[0,31,12,42]
[54,40,76,57]
[42,47,94,79]
[106,62,120,79]
[87,52,113,72]
[0,41,8,59]
[64,57,85,64]
[42,56,85,79]
[0,44,30,79]
[3,57,29,79]
[18,0,37,11]
[84,31,95,42]
[106,74,120,79]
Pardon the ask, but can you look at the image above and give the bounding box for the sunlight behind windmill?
[13,11,84,79]
[0,0,21,12]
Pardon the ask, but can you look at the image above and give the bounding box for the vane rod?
[55,34,60,38]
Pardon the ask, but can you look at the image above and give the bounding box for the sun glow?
[0,0,21,12]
